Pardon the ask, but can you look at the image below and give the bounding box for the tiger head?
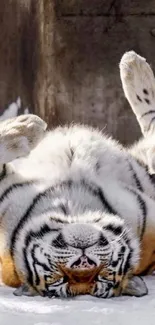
[13,212,147,298]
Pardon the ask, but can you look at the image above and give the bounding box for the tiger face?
[13,214,147,299]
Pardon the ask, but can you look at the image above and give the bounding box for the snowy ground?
[0,277,155,325]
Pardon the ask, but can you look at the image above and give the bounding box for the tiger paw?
[120,51,155,135]
[13,284,39,297]
[0,114,47,163]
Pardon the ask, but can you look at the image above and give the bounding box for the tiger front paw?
[0,114,47,163]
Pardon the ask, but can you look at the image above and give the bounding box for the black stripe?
[137,194,147,240]
[96,187,118,215]
[0,181,32,205]
[10,184,70,255]
[25,224,52,247]
[123,251,132,275]
[52,233,68,249]
[141,109,155,118]
[13,219,62,285]
[147,173,155,186]
[81,180,118,215]
[112,235,133,277]
[98,234,109,247]
[104,224,123,236]
[31,244,55,286]
[23,224,55,286]
[24,226,51,286]
[0,164,7,182]
[59,203,68,215]
[127,187,147,241]
[80,179,118,215]
[128,162,143,192]
[118,259,124,276]
[11,189,52,255]
[23,247,34,286]
[134,161,155,190]
[144,165,155,187]
[111,225,133,277]
[31,244,40,286]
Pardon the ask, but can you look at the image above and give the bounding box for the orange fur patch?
[135,230,155,275]
[1,253,21,287]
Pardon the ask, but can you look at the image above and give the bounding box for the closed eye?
[97,275,114,287]
[48,277,67,288]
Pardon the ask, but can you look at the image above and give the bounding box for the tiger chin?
[1,51,155,299]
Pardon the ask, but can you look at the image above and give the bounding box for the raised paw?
[0,114,47,163]
[120,51,155,135]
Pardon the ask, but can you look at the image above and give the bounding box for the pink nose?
[71,256,96,269]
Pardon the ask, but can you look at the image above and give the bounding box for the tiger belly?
[135,230,155,275]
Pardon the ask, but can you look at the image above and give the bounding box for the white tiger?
[0,51,155,299]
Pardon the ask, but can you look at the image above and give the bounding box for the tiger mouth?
[71,256,97,269]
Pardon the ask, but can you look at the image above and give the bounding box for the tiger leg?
[120,51,155,172]
[0,114,47,196]
[120,51,155,137]
[0,114,47,168]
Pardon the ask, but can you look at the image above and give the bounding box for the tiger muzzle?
[58,263,107,295]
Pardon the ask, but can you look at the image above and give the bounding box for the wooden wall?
[0,0,155,143]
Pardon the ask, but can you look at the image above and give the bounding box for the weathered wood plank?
[0,0,57,125]
[0,0,32,114]
[31,0,57,126]
[56,0,155,16]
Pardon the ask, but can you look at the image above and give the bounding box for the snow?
[0,277,154,325]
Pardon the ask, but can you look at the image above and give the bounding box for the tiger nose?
[71,256,96,269]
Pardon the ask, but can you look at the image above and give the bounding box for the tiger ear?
[122,276,148,297]
[13,284,39,297]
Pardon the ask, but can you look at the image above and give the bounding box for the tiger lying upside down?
[1,51,155,298]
